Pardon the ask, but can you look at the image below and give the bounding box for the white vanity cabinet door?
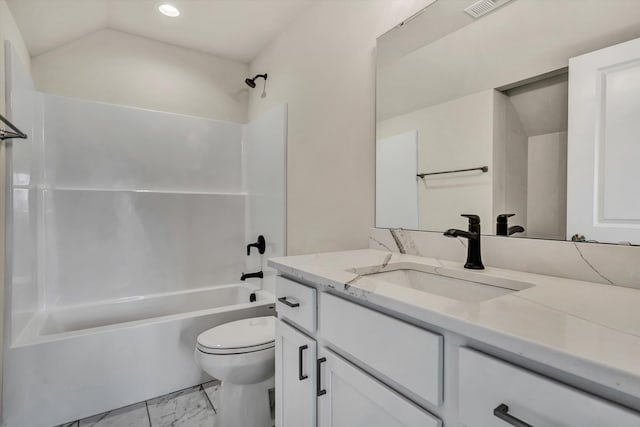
[317,348,441,427]
[276,320,316,427]
[567,36,640,244]
[459,348,640,427]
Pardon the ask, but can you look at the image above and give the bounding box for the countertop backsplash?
[369,228,640,290]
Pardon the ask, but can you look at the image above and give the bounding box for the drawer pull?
[298,345,308,381]
[316,357,327,396]
[278,297,300,308]
[493,404,533,427]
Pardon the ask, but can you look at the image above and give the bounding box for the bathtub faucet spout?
[241,271,263,281]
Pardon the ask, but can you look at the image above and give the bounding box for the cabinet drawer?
[276,276,316,333]
[459,347,640,427]
[318,293,443,406]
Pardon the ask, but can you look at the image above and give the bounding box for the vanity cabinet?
[275,276,442,427]
[274,275,640,427]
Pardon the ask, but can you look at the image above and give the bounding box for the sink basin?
[360,268,532,303]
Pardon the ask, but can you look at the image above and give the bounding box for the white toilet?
[195,316,276,427]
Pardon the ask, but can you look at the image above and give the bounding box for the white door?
[375,131,419,229]
[317,348,441,427]
[276,320,316,427]
[567,37,640,244]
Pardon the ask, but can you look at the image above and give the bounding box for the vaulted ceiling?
[6,0,314,63]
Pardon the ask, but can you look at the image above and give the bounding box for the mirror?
[376,0,640,244]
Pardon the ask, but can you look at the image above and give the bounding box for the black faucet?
[247,235,266,256]
[444,214,484,270]
[241,271,263,281]
[496,214,525,236]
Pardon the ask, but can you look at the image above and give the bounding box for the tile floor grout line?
[145,399,152,427]
[201,383,218,414]
[55,382,217,427]
[75,398,152,426]
[150,382,206,402]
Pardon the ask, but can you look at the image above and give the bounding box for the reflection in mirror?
[502,72,568,240]
[376,0,640,244]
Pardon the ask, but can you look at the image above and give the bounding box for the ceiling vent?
[464,0,513,19]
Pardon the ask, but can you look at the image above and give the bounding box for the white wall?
[493,92,528,234]
[32,29,249,123]
[376,89,531,235]
[247,0,434,255]
[0,1,30,110]
[375,131,418,230]
[377,90,495,232]
[0,1,30,420]
[528,132,567,240]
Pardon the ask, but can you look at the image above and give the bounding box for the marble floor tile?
[147,385,216,427]
[79,402,150,427]
[202,380,221,413]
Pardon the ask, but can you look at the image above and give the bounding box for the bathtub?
[3,283,275,427]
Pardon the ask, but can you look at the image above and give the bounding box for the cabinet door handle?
[298,345,308,381]
[278,297,300,308]
[493,404,533,427]
[316,357,327,396]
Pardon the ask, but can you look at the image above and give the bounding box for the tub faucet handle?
[247,235,266,256]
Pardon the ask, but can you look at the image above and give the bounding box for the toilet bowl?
[195,316,275,427]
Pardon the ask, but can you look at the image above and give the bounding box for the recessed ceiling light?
[158,3,180,17]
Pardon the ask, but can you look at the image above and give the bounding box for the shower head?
[245,73,268,88]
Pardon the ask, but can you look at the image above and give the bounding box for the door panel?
[601,61,640,220]
[276,320,316,427]
[567,36,640,243]
[317,348,441,427]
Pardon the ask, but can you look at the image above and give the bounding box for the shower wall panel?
[41,96,246,307]
[4,42,43,341]
[43,95,243,193]
[243,103,287,294]
[44,190,245,306]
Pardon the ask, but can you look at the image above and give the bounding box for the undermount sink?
[359,267,533,303]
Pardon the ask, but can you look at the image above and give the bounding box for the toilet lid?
[197,316,275,354]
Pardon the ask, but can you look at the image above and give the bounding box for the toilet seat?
[196,316,275,355]
[197,341,274,355]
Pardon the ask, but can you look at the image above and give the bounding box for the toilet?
[195,316,276,427]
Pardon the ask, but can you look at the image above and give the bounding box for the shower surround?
[2,42,286,427]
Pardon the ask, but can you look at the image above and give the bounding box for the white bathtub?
[3,284,275,427]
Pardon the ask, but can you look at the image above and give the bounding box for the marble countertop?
[268,249,640,400]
